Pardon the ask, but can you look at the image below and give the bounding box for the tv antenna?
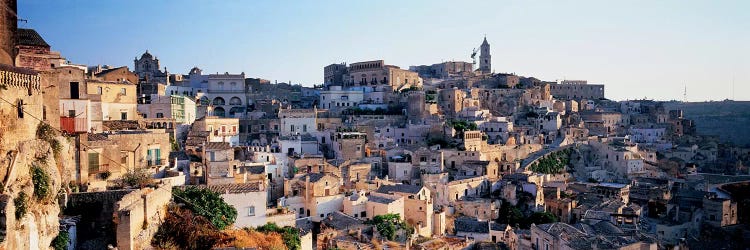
[683,85,687,102]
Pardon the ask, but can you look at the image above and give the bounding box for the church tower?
[479,36,491,74]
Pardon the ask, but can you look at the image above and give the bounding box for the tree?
[172,186,237,230]
[369,214,410,241]
[152,206,231,250]
[496,200,523,226]
[527,212,558,226]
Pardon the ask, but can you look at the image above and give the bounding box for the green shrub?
[173,186,237,230]
[36,122,62,158]
[121,169,151,188]
[14,192,28,219]
[51,230,70,250]
[368,213,410,241]
[256,223,301,250]
[31,164,51,200]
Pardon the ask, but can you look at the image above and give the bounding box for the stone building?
[203,142,240,185]
[86,79,138,124]
[323,63,347,86]
[82,130,171,189]
[439,88,465,118]
[324,60,423,91]
[375,183,434,237]
[549,80,605,100]
[138,94,197,124]
[0,0,16,65]
[409,61,474,79]
[93,66,138,84]
[203,183,271,228]
[283,172,345,222]
[333,131,366,161]
[193,116,240,146]
[279,108,317,136]
[702,193,738,227]
[133,50,169,96]
[204,71,246,118]
[479,37,491,74]
[319,85,363,110]
[15,28,65,71]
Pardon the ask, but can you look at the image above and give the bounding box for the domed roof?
[593,220,624,235]
[189,66,202,75]
[141,50,153,58]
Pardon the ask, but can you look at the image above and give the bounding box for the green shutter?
[88,152,100,172]
[155,149,161,165]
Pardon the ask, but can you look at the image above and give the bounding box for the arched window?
[213,107,226,117]
[229,97,242,106]
[213,97,225,105]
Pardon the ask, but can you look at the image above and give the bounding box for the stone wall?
[0,65,72,250]
[0,0,16,65]
[115,184,172,250]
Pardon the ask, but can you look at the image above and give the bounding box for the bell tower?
[479,36,491,74]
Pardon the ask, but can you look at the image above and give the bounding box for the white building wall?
[222,191,268,228]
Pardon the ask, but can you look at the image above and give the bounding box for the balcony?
[213,131,238,137]
[60,117,88,133]
[147,159,164,166]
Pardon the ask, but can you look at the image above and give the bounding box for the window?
[290,125,295,132]
[156,113,164,118]
[248,206,255,216]
[16,100,23,118]
[120,88,126,95]
[120,112,127,120]
[88,152,100,173]
[96,86,103,95]
[68,110,76,118]
[302,124,307,132]
[121,152,128,164]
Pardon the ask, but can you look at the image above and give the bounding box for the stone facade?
[0,0,16,65]
[115,185,172,250]
[549,80,605,100]
[324,60,423,91]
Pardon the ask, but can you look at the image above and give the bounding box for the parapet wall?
[115,184,172,250]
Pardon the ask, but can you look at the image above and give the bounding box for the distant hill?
[665,101,750,146]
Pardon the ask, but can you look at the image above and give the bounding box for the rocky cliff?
[0,135,73,250]
[0,68,72,249]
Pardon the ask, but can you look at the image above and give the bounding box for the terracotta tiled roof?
[205,142,231,150]
[17,28,49,47]
[376,183,422,194]
[188,183,263,194]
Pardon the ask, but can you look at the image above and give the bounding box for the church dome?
[189,66,202,75]
[141,50,153,59]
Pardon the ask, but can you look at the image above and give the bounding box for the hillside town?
[1,2,749,250]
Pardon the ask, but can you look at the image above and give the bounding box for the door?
[70,82,79,99]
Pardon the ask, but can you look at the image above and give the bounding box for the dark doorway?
[70,82,79,99]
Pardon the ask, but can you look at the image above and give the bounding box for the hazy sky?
[18,0,749,101]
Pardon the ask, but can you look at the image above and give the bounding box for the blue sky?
[18,0,750,101]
